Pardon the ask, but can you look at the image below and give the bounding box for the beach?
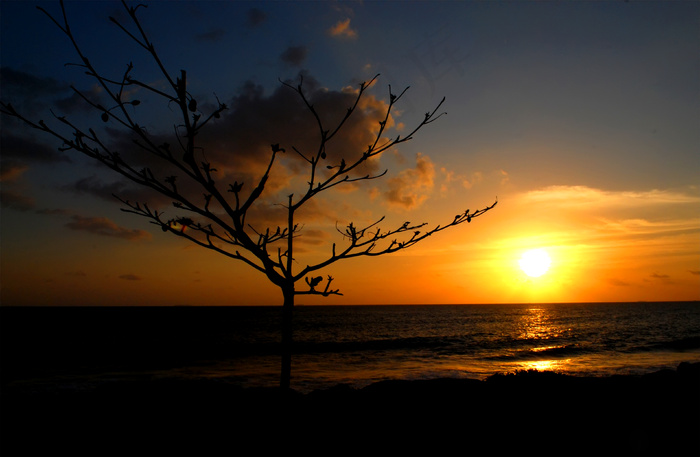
[2,362,698,456]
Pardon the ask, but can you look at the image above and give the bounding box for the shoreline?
[1,362,698,456]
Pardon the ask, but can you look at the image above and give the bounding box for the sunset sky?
[1,0,698,306]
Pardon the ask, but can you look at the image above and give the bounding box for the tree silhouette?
[1,1,497,390]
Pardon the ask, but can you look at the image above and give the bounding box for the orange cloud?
[383,153,435,210]
[327,18,357,39]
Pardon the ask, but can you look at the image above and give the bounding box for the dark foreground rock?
[1,363,699,456]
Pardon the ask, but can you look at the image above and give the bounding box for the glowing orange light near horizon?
[519,249,551,278]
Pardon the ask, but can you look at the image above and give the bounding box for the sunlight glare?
[519,249,551,278]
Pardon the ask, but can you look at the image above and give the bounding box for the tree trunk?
[280,285,294,391]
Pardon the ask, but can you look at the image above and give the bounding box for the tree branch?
[1,1,495,307]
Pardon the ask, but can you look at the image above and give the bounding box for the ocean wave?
[631,336,700,353]
[482,344,588,361]
[290,335,461,355]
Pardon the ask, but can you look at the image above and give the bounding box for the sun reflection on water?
[517,359,572,372]
[518,307,568,340]
[511,307,575,373]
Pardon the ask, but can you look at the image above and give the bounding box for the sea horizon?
[2,299,698,307]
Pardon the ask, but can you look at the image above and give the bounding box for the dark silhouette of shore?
[1,362,698,456]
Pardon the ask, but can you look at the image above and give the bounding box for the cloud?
[648,272,674,284]
[36,208,73,216]
[607,278,631,287]
[0,67,67,101]
[64,176,129,201]
[0,133,69,205]
[0,131,71,215]
[66,271,87,277]
[462,171,483,189]
[0,190,35,211]
[594,218,700,239]
[294,228,329,246]
[440,167,483,192]
[246,8,266,27]
[61,174,179,210]
[119,274,142,281]
[650,273,670,279]
[516,185,700,242]
[5,64,406,234]
[53,84,104,114]
[65,215,151,241]
[521,186,700,207]
[689,271,700,276]
[493,185,700,266]
[103,72,396,206]
[195,28,225,42]
[328,18,357,39]
[0,133,70,163]
[383,153,435,210]
[280,46,308,67]
[180,73,395,198]
[4,66,411,231]
[498,169,510,186]
[290,228,331,253]
[439,168,509,196]
[0,67,98,116]
[0,160,28,182]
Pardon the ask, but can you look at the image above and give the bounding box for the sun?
[519,249,551,278]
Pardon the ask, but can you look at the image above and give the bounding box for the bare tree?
[1,1,496,390]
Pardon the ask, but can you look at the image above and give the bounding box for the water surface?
[2,302,699,393]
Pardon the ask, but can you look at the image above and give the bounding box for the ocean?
[2,302,699,394]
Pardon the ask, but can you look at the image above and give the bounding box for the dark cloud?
[246,8,267,27]
[290,228,331,254]
[65,215,151,241]
[198,73,391,185]
[66,271,87,277]
[690,270,700,276]
[195,28,225,42]
[0,67,68,101]
[0,160,28,182]
[63,176,130,202]
[280,46,308,67]
[1,67,104,116]
[61,174,176,210]
[649,272,673,284]
[0,133,70,163]
[100,72,395,218]
[11,70,402,231]
[53,85,104,114]
[119,274,142,281]
[650,273,670,279]
[294,228,329,246]
[0,190,35,211]
[607,278,630,287]
[36,208,73,216]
